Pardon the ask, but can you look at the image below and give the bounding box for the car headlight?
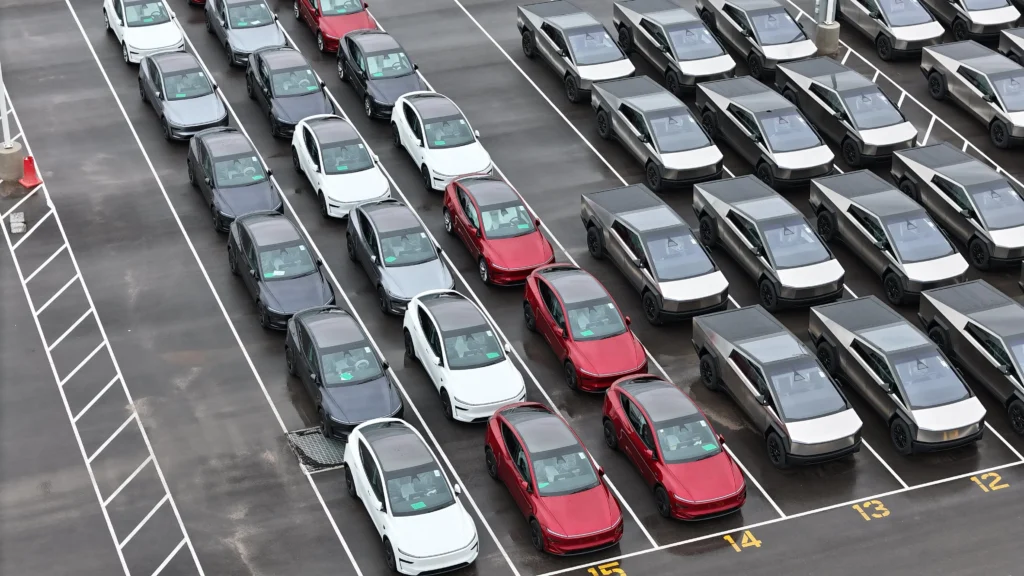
[545,527,568,537]
[673,493,695,503]
[431,169,458,178]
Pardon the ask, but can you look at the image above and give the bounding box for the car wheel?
[927,325,950,355]
[522,31,536,58]
[383,538,397,572]
[875,34,893,61]
[841,138,862,167]
[292,0,300,19]
[766,432,788,469]
[291,147,302,173]
[816,210,836,242]
[617,26,633,53]
[564,361,579,391]
[654,486,671,519]
[699,9,715,31]
[758,278,779,312]
[205,11,213,33]
[258,302,270,329]
[596,109,612,140]
[346,233,357,262]
[645,162,662,191]
[883,272,905,306]
[421,165,432,191]
[816,340,837,377]
[665,70,680,96]
[441,208,456,236]
[478,258,490,284]
[345,466,358,498]
[642,291,662,325]
[927,71,947,100]
[319,409,332,438]
[1008,399,1024,436]
[337,57,347,82]
[755,163,774,188]
[586,225,604,259]
[603,418,618,450]
[485,447,499,480]
[781,88,797,105]
[228,245,238,275]
[699,214,717,247]
[990,119,1011,149]
[161,118,172,141]
[523,301,537,332]
[391,123,403,149]
[890,417,913,455]
[122,43,129,64]
[701,110,718,138]
[377,285,390,314]
[564,75,580,103]
[187,159,197,187]
[747,53,764,80]
[364,96,374,119]
[969,237,991,270]
[899,179,919,201]
[404,329,416,359]
[285,345,296,375]
[138,78,146,102]
[268,111,279,138]
[529,519,546,553]
[317,31,325,53]
[318,191,329,219]
[211,204,221,232]
[103,9,111,32]
[225,42,234,66]
[246,75,255,100]
[699,353,720,391]
[440,389,454,421]
[952,18,969,41]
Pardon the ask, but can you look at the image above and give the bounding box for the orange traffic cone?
[19,155,41,188]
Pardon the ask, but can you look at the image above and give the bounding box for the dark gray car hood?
[214,180,281,218]
[323,375,402,424]
[226,25,285,54]
[367,73,428,106]
[164,93,227,127]
[260,271,333,313]
[271,92,331,124]
[381,259,453,301]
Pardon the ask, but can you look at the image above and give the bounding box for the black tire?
[968,237,991,270]
[523,301,537,333]
[187,159,197,187]
[337,55,347,82]
[346,233,357,262]
[666,70,681,96]
[990,119,1011,149]
[377,285,390,314]
[122,43,130,65]
[522,31,536,59]
[617,26,633,53]
[899,178,919,202]
[139,78,146,102]
[767,432,788,469]
[383,538,397,572]
[952,19,970,41]
[564,361,579,391]
[596,109,612,140]
[285,345,296,376]
[928,325,950,355]
[701,109,718,138]
[699,8,715,31]
[317,31,325,53]
[782,88,797,105]
[211,204,221,232]
[654,486,672,519]
[699,353,720,391]
[161,118,172,141]
[478,258,490,284]
[876,34,893,62]
[228,245,239,275]
[268,111,278,138]
[642,291,662,325]
[564,75,580,103]
[318,191,328,219]
[603,418,618,450]
[747,53,764,80]
[485,447,499,479]
[364,96,374,119]
[404,329,416,359]
[816,340,837,377]
[443,207,454,235]
[645,162,663,191]
[345,466,358,498]
[421,165,432,191]
[841,138,862,167]
[699,214,717,247]
[530,519,546,552]
[756,163,774,188]
[258,302,270,329]
[883,272,905,306]
[586,225,604,259]
[246,74,255,99]
[759,278,779,312]
[890,417,913,455]
[816,210,836,242]
[225,42,234,67]
[928,71,947,100]
[319,408,332,438]
[103,9,111,32]
[291,146,302,173]
[391,123,402,149]
[440,389,454,421]
[1008,399,1024,436]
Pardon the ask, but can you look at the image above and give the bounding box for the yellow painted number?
[723,530,762,552]
[971,472,1009,492]
[587,562,626,576]
[852,499,890,521]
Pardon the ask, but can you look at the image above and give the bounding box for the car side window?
[201,144,214,177]
[537,281,566,330]
[297,324,313,362]
[966,323,1012,367]
[352,44,366,72]
[729,350,767,393]
[417,308,443,360]
[726,211,762,249]
[304,329,318,373]
[259,60,271,86]
[851,340,897,387]
[302,128,320,167]
[500,423,530,483]
[242,230,259,270]
[402,103,422,140]
[931,175,973,212]
[723,5,751,33]
[540,23,569,57]
[618,105,648,136]
[639,19,669,49]
[622,395,654,450]
[457,189,480,229]
[115,0,123,20]
[848,206,887,244]
[357,213,378,255]
[358,443,386,505]
[611,221,645,261]
[810,84,844,114]
[727,105,761,140]
[957,67,994,98]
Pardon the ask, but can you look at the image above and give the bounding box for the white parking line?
[59,341,106,386]
[25,243,67,282]
[119,494,170,549]
[88,413,138,464]
[75,375,121,423]
[34,273,79,314]
[151,538,187,576]
[48,308,93,351]
[1,183,41,219]
[104,455,153,507]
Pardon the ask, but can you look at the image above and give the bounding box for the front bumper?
[543,520,623,556]
[658,293,729,321]
[989,243,1024,263]
[661,164,723,187]
[324,191,391,219]
[451,391,526,423]
[912,423,983,452]
[904,272,968,296]
[860,138,916,160]
[968,21,1017,40]
[127,40,186,64]
[787,435,861,465]
[773,163,834,186]
[396,536,479,576]
[671,486,745,520]
[777,282,845,307]
[167,115,230,140]
[576,361,648,392]
[487,257,554,285]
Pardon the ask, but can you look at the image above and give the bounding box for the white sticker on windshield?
[689,236,697,244]
[458,119,467,125]
[198,72,205,77]
[272,270,285,276]
[420,232,427,238]
[433,470,440,476]
[940,359,948,367]
[298,246,306,251]
[578,452,586,460]
[364,347,371,353]
[358,143,364,148]
[700,420,706,427]
[607,303,615,309]
[486,331,493,336]
[819,370,826,377]
[252,156,258,162]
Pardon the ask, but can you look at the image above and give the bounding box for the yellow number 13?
[852,499,890,521]
[587,561,626,576]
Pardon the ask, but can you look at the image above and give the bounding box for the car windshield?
[667,23,725,61]
[124,1,170,26]
[566,298,627,342]
[654,414,722,463]
[379,228,436,267]
[320,0,365,16]
[424,115,475,149]
[321,139,373,175]
[385,464,455,517]
[758,111,821,153]
[228,1,273,28]
[162,69,213,100]
[990,71,1024,113]
[481,201,535,239]
[749,8,805,46]
[271,67,320,97]
[213,153,267,188]
[878,0,933,26]
[648,108,710,153]
[759,218,832,269]
[258,242,316,280]
[883,214,954,264]
[767,360,848,421]
[567,26,623,66]
[961,0,1009,10]
[529,446,599,497]
[842,88,905,130]
[320,343,382,386]
[642,227,714,282]
[365,50,414,79]
[967,179,1024,231]
[443,326,504,370]
[891,348,969,409]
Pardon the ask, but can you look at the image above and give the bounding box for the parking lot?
[1,0,1023,572]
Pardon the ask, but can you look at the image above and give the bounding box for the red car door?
[535,281,563,358]
[300,0,316,29]
[499,422,534,517]
[621,394,658,486]
[455,188,482,259]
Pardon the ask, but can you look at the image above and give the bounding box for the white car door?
[299,126,325,192]
[414,305,446,391]
[356,440,389,536]
[107,0,125,43]
[398,101,427,168]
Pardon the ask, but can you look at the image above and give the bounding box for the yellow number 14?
[723,530,762,552]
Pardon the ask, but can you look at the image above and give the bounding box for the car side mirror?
[313,164,320,173]
[659,44,670,53]
[873,240,888,250]
[154,90,162,100]
[416,138,423,148]
[742,29,753,38]
[869,9,880,18]
[475,228,482,238]
[370,254,378,264]
[249,269,257,278]
[754,393,767,405]
[597,466,606,477]
[315,258,323,267]
[534,218,541,227]
[749,244,762,256]
[453,484,462,496]
[273,13,279,20]
[372,153,380,163]
[433,356,442,366]
[718,434,726,445]
[960,208,974,218]
[639,132,650,144]
[310,372,318,383]
[266,168,274,176]
[364,1,369,6]
[625,316,632,326]
[521,480,532,493]
[752,133,763,144]
[645,448,657,461]
[630,256,642,268]
[559,48,568,58]
[378,501,385,513]
[204,177,211,185]
[999,364,1013,375]
[834,111,847,121]
[558,327,568,339]
[503,343,512,354]
[381,360,390,370]
[474,129,481,138]
[359,69,367,80]
[983,94,995,103]
[413,63,419,70]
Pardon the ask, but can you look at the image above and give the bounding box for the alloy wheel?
[364,97,373,118]
[478,259,489,284]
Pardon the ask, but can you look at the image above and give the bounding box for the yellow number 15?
[588,561,626,576]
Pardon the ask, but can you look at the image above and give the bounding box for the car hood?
[661,144,722,171]
[859,121,918,147]
[773,145,834,170]
[660,270,728,303]
[775,258,844,289]
[367,74,428,106]
[577,58,635,82]
[968,5,1019,24]
[677,54,736,78]
[322,166,390,202]
[988,224,1024,249]
[389,502,477,558]
[163,93,226,127]
[319,11,375,39]
[891,21,944,42]
[484,231,553,270]
[227,25,286,53]
[761,39,817,63]
[786,407,862,444]
[445,360,525,406]
[124,23,182,50]
[214,180,280,218]
[323,375,401,423]
[538,484,620,537]
[261,272,332,313]
[381,259,453,300]
[272,92,332,124]
[427,143,491,178]
[664,452,744,503]
[902,252,969,283]
[912,397,986,431]
[573,332,645,377]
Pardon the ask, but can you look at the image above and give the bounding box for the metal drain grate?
[286,428,347,474]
